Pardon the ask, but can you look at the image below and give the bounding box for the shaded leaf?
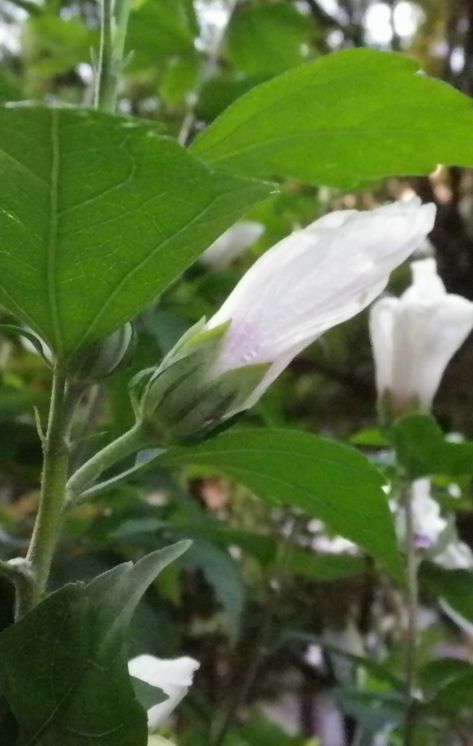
[225,3,312,75]
[0,106,271,359]
[0,542,190,745]
[391,415,473,478]
[191,49,473,187]
[157,428,402,577]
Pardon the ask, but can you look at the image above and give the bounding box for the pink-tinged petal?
[208,199,435,398]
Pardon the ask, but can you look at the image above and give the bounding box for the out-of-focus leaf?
[191,49,473,187]
[225,712,309,745]
[284,549,367,582]
[0,73,22,103]
[0,106,271,359]
[391,415,473,477]
[419,658,473,696]
[336,687,405,731]
[428,672,473,718]
[225,3,312,75]
[0,542,189,745]
[421,562,473,622]
[160,52,200,106]
[23,15,97,76]
[183,539,245,642]
[197,74,269,122]
[157,428,402,577]
[127,0,197,71]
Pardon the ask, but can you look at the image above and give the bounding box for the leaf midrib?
[47,109,63,355]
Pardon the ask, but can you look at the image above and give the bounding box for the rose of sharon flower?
[200,221,265,269]
[129,655,200,730]
[394,478,473,568]
[207,198,436,409]
[370,257,473,415]
[134,199,435,443]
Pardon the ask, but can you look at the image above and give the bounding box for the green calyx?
[129,318,269,444]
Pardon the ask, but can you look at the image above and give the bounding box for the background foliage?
[2,1,473,744]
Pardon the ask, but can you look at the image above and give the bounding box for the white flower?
[207,199,435,408]
[395,478,447,549]
[200,221,264,269]
[369,257,473,412]
[435,540,473,570]
[128,655,200,730]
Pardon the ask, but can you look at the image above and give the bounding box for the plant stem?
[178,0,239,146]
[94,0,132,113]
[67,422,150,502]
[403,484,419,746]
[25,364,70,609]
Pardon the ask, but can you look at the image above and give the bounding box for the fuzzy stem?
[25,365,70,609]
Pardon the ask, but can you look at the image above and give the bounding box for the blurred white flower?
[129,654,199,730]
[207,199,435,409]
[370,257,473,414]
[395,478,447,549]
[435,540,473,570]
[200,221,265,269]
[311,534,359,555]
[394,478,473,569]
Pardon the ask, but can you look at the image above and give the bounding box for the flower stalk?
[403,483,419,746]
[66,421,151,502]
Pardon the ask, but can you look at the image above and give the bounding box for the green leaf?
[191,49,473,187]
[419,658,473,697]
[225,2,312,75]
[284,548,367,582]
[127,0,197,72]
[157,428,402,577]
[0,541,190,745]
[421,562,473,622]
[391,415,473,478]
[0,106,271,359]
[24,15,98,77]
[130,677,167,711]
[182,540,245,643]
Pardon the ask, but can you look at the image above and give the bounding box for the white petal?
[402,257,445,302]
[128,654,200,730]
[199,221,264,269]
[208,200,435,388]
[369,297,398,395]
[391,293,473,407]
[395,478,447,548]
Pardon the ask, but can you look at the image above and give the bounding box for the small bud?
[69,323,134,382]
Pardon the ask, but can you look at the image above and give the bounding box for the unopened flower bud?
[370,258,473,419]
[133,199,435,444]
[69,323,134,382]
[130,319,268,444]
